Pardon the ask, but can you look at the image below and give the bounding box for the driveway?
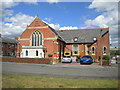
[57,62,99,66]
[2,62,118,79]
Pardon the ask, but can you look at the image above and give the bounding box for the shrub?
[48,54,53,57]
[76,56,80,62]
[102,55,110,60]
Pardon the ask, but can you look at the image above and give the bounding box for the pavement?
[2,62,119,79]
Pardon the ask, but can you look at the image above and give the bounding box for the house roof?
[56,28,109,44]
[48,26,64,41]
[1,38,18,44]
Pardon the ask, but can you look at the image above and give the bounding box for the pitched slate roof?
[48,26,64,41]
[56,28,109,44]
[1,38,18,44]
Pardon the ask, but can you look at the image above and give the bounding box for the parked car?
[80,56,93,64]
[62,55,72,63]
[111,55,120,64]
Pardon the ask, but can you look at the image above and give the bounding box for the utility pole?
[100,29,103,66]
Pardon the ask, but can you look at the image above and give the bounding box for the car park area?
[58,62,99,66]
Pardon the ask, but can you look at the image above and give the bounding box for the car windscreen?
[63,56,71,58]
[81,56,92,59]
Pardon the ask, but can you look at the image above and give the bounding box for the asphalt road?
[2,62,118,79]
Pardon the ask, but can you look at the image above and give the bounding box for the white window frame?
[91,46,95,55]
[73,44,79,55]
[26,50,28,56]
[103,46,107,55]
[32,31,42,46]
[36,50,38,56]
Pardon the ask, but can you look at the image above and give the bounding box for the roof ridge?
[57,28,109,31]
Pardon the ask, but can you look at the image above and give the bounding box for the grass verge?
[2,73,118,88]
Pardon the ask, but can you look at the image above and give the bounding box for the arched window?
[26,50,28,56]
[92,47,95,55]
[36,50,38,56]
[32,31,42,46]
[103,47,107,54]
[73,45,78,55]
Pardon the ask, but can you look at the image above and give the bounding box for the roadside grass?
[2,73,118,88]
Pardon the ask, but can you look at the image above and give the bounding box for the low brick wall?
[2,57,53,64]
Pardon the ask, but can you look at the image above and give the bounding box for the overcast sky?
[0,0,119,48]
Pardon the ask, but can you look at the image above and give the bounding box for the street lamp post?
[100,29,103,66]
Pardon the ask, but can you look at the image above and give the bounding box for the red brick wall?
[89,31,110,61]
[28,17,47,27]
[101,32,110,55]
[79,44,85,57]
[64,45,72,55]
[20,28,57,39]
[64,44,85,57]
[2,57,53,64]
[44,39,57,58]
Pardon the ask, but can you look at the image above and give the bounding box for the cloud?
[88,0,118,12]
[16,0,38,5]
[0,1,38,17]
[59,26,78,30]
[1,1,39,37]
[2,13,78,38]
[46,0,60,4]
[42,20,60,30]
[2,13,34,38]
[44,18,51,22]
[42,19,78,30]
[0,2,19,17]
[49,23,60,30]
[83,0,119,47]
[2,13,61,38]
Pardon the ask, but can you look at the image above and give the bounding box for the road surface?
[2,62,118,79]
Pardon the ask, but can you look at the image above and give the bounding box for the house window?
[26,50,28,56]
[32,31,42,46]
[36,50,38,56]
[73,45,78,55]
[92,47,95,55]
[103,47,107,54]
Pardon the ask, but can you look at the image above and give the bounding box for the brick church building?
[16,16,110,63]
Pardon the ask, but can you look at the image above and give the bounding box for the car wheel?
[69,61,72,63]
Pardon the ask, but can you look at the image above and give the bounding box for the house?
[16,16,110,63]
[0,34,18,56]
